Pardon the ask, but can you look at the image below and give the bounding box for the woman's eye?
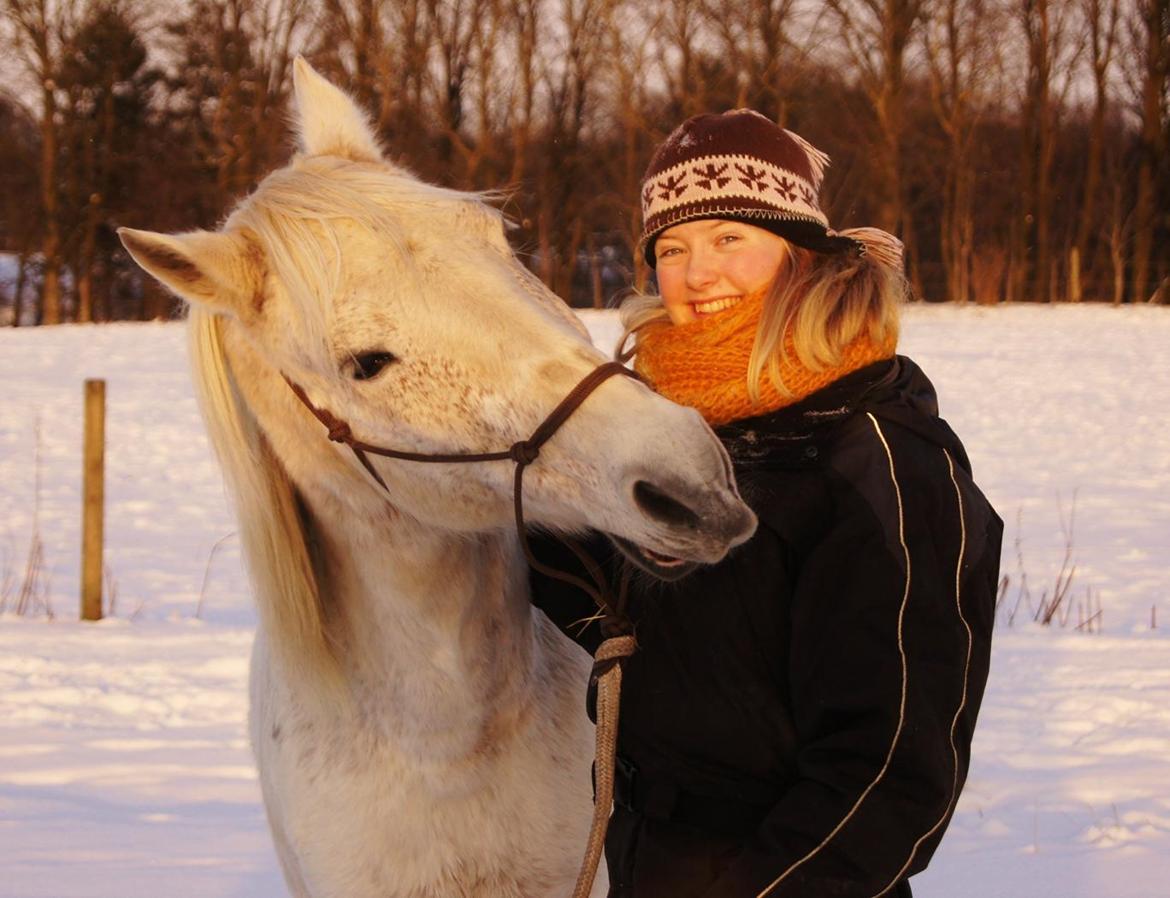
[717,233,741,245]
[658,246,682,259]
[350,351,397,381]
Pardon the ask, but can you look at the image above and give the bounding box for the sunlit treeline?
[1,0,1167,323]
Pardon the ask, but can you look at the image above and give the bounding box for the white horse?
[119,60,755,898]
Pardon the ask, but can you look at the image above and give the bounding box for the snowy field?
[1,303,1168,898]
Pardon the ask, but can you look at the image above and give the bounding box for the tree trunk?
[1017,0,1066,303]
[1075,0,1120,302]
[76,192,99,323]
[1033,1,1053,302]
[588,232,603,309]
[12,253,29,327]
[1131,0,1166,304]
[1109,187,1125,305]
[39,79,62,325]
[1069,246,1082,303]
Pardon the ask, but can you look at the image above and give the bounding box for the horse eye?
[350,351,397,381]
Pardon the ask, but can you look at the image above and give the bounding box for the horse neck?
[306,491,539,756]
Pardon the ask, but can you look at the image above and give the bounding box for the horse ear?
[292,56,384,163]
[118,227,265,320]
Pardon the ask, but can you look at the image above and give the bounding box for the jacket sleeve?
[703,417,1001,898]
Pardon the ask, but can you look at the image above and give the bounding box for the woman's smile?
[691,296,744,317]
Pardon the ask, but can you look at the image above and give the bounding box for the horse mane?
[189,306,340,687]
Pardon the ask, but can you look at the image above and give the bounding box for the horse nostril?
[633,480,701,530]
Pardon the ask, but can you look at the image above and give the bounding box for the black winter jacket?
[530,356,1002,898]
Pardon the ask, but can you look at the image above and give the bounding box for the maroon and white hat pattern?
[639,109,859,266]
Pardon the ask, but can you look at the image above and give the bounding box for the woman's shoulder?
[718,355,952,474]
[791,354,970,471]
[735,354,992,536]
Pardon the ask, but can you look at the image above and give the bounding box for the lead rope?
[571,629,636,898]
[510,442,637,898]
[285,363,640,898]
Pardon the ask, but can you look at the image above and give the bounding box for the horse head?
[119,59,755,599]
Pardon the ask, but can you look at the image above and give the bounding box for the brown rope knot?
[595,634,636,662]
[591,633,637,681]
[326,419,353,443]
[508,440,540,465]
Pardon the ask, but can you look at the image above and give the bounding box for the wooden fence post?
[1069,246,1082,304]
[81,379,105,621]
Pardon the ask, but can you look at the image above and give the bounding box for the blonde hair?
[618,245,904,401]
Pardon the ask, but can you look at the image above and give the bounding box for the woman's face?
[654,219,790,325]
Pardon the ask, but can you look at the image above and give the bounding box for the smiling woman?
[530,109,1003,898]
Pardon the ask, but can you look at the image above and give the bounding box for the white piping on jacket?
[870,448,974,896]
[755,412,911,898]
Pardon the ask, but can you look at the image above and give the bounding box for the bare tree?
[707,0,805,122]
[534,0,619,298]
[1128,0,1168,303]
[247,0,310,167]
[457,0,508,185]
[0,91,40,325]
[600,0,662,291]
[504,0,540,188]
[164,0,311,216]
[423,0,488,172]
[923,0,1005,302]
[4,0,75,323]
[653,0,712,119]
[1070,0,1121,302]
[2,0,1166,319]
[822,0,927,237]
[1012,0,1082,302]
[58,0,156,322]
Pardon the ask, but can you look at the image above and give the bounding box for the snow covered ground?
[1,304,1167,898]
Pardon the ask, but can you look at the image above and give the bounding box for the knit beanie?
[639,109,862,267]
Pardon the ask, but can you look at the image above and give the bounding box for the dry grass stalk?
[13,415,53,619]
[103,563,119,617]
[1075,587,1103,633]
[1035,492,1078,626]
[0,540,15,608]
[0,544,16,613]
[1000,494,1100,634]
[16,536,46,616]
[195,531,236,619]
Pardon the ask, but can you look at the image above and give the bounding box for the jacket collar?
[714,356,972,473]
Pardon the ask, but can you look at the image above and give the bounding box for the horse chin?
[607,534,699,582]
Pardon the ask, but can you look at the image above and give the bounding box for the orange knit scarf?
[634,292,896,427]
